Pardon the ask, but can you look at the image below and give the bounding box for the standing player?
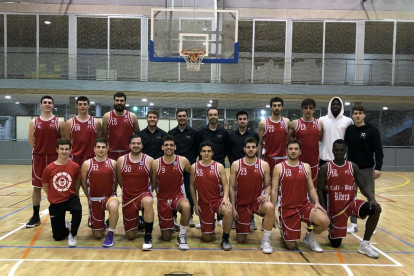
[117,134,155,250]
[81,138,119,247]
[229,137,275,254]
[169,109,198,227]
[271,140,330,252]
[190,141,233,250]
[42,139,83,247]
[102,92,140,160]
[140,110,167,159]
[258,97,290,179]
[64,96,102,167]
[287,98,323,187]
[317,139,381,258]
[27,95,65,228]
[319,97,352,166]
[151,135,192,250]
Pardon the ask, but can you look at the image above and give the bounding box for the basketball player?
[287,98,323,188]
[27,95,65,228]
[117,134,154,250]
[81,138,119,247]
[258,97,290,179]
[271,139,330,252]
[229,137,275,254]
[317,139,381,258]
[102,92,140,160]
[190,141,233,250]
[151,135,192,250]
[64,96,102,167]
[42,139,83,247]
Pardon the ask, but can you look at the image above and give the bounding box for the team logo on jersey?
[255,164,258,168]
[157,136,162,139]
[88,121,91,124]
[211,165,214,170]
[52,172,72,192]
[360,132,366,138]
[217,135,222,138]
[196,169,203,176]
[345,170,350,175]
[186,135,191,139]
[51,120,54,123]
[139,161,143,165]
[125,115,128,118]
[37,125,41,129]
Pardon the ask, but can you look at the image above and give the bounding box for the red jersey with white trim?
[262,117,288,157]
[235,158,264,206]
[278,161,308,208]
[194,161,222,204]
[156,155,184,200]
[33,116,60,155]
[87,157,115,197]
[121,153,151,201]
[107,110,134,152]
[70,116,97,158]
[294,118,320,166]
[326,161,356,216]
[42,160,81,204]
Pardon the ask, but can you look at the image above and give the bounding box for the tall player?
[258,97,290,179]
[102,92,140,160]
[190,141,233,250]
[271,140,330,252]
[64,96,102,167]
[27,95,65,228]
[287,98,323,188]
[318,140,381,258]
[81,138,119,247]
[117,134,155,250]
[229,137,275,254]
[151,135,192,250]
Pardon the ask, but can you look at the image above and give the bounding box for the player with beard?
[151,135,192,250]
[102,92,140,160]
[271,140,330,252]
[117,134,155,250]
[81,138,119,247]
[258,97,290,179]
[229,137,275,254]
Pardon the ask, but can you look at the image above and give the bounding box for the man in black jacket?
[344,105,384,234]
[139,110,167,159]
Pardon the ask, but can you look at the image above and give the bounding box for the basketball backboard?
[149,8,239,63]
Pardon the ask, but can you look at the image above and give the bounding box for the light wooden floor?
[0,165,413,276]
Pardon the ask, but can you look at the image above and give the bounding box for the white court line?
[351,233,403,267]
[8,260,23,276]
[0,209,49,241]
[378,195,414,197]
[342,264,354,276]
[0,258,403,267]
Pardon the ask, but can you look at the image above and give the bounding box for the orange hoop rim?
[181,49,206,56]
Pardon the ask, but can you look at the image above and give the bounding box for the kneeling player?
[190,141,233,250]
[81,138,119,247]
[318,139,381,258]
[229,137,275,254]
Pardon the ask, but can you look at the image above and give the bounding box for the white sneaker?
[142,236,153,251]
[347,223,358,234]
[177,234,189,251]
[217,220,223,228]
[373,230,376,235]
[189,217,195,228]
[261,239,273,254]
[68,233,77,247]
[303,232,323,253]
[358,242,379,259]
[196,222,201,229]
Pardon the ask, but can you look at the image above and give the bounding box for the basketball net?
[181,49,206,71]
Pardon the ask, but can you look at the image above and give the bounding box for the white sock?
[361,240,369,245]
[263,229,271,241]
[179,224,188,236]
[352,223,358,226]
[308,230,316,237]
[108,228,115,233]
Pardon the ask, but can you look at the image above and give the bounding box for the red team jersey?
[121,153,151,201]
[194,161,222,204]
[42,160,81,204]
[107,110,134,151]
[236,158,264,206]
[87,157,115,197]
[33,116,60,155]
[262,117,288,157]
[70,116,97,158]
[156,155,184,200]
[326,161,356,216]
[294,118,320,166]
[278,161,309,208]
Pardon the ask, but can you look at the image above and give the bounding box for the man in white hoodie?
[319,97,353,166]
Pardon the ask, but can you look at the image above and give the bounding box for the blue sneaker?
[103,231,114,247]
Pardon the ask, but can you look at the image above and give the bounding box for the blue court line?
[377,226,414,249]
[0,197,47,221]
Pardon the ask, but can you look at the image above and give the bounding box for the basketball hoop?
[181,49,206,71]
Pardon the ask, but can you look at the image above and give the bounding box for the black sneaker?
[26,216,40,228]
[221,239,232,251]
[138,216,145,232]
